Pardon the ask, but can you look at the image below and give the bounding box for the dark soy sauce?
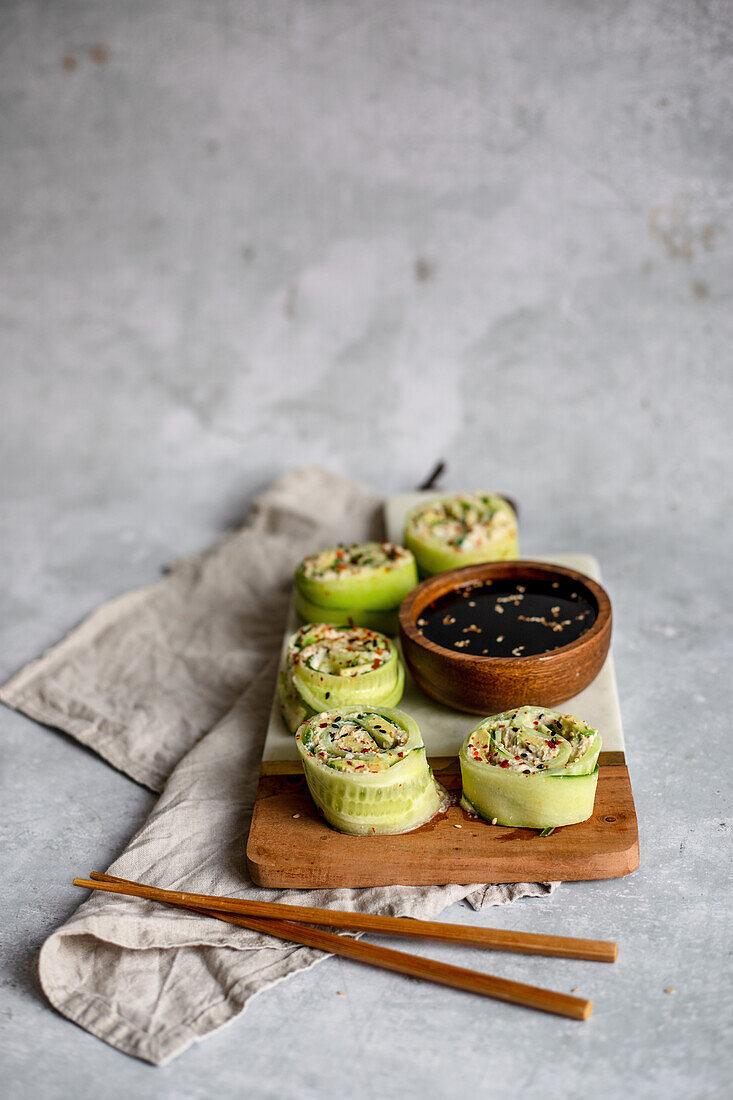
[417,578,596,658]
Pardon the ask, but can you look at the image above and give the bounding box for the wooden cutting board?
[246,757,637,888]
[246,507,639,888]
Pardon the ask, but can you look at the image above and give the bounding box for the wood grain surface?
[246,758,639,889]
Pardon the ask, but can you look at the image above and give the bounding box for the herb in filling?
[409,494,516,552]
[300,542,411,582]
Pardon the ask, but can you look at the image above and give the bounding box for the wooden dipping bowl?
[399,560,612,715]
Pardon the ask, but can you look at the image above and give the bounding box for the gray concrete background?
[1,1,732,1097]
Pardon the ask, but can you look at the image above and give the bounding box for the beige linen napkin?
[1,468,383,791]
[2,468,556,1065]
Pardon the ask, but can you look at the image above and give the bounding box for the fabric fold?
[0,467,382,789]
[4,467,556,1065]
[39,669,555,1065]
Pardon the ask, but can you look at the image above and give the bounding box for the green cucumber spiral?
[278,623,405,734]
[295,706,444,835]
[293,588,399,636]
[404,493,518,576]
[294,543,418,632]
[459,705,601,828]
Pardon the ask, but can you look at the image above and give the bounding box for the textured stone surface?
[1,1,731,1096]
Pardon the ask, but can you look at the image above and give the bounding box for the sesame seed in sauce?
[416,577,595,657]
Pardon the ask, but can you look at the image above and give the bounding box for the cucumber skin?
[295,706,442,836]
[295,551,418,612]
[293,587,399,635]
[301,750,443,836]
[403,496,519,576]
[405,530,519,577]
[277,670,312,734]
[292,657,404,716]
[459,751,599,828]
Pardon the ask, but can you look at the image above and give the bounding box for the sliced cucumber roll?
[293,588,399,636]
[295,706,444,835]
[278,624,405,734]
[459,705,601,829]
[294,543,418,631]
[404,493,518,576]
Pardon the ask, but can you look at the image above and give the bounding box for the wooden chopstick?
[76,872,617,963]
[75,873,592,1020]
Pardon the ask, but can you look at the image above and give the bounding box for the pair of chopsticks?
[74,872,617,1020]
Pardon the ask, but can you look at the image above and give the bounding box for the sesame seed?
[292,813,301,819]
[491,817,498,825]
[453,824,462,829]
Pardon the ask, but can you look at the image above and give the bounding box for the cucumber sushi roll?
[278,624,405,734]
[295,706,444,836]
[459,706,601,829]
[405,493,518,576]
[294,542,418,632]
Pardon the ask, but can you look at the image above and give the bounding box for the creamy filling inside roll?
[459,705,601,829]
[278,623,405,733]
[405,493,518,575]
[295,706,445,836]
[294,542,418,631]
